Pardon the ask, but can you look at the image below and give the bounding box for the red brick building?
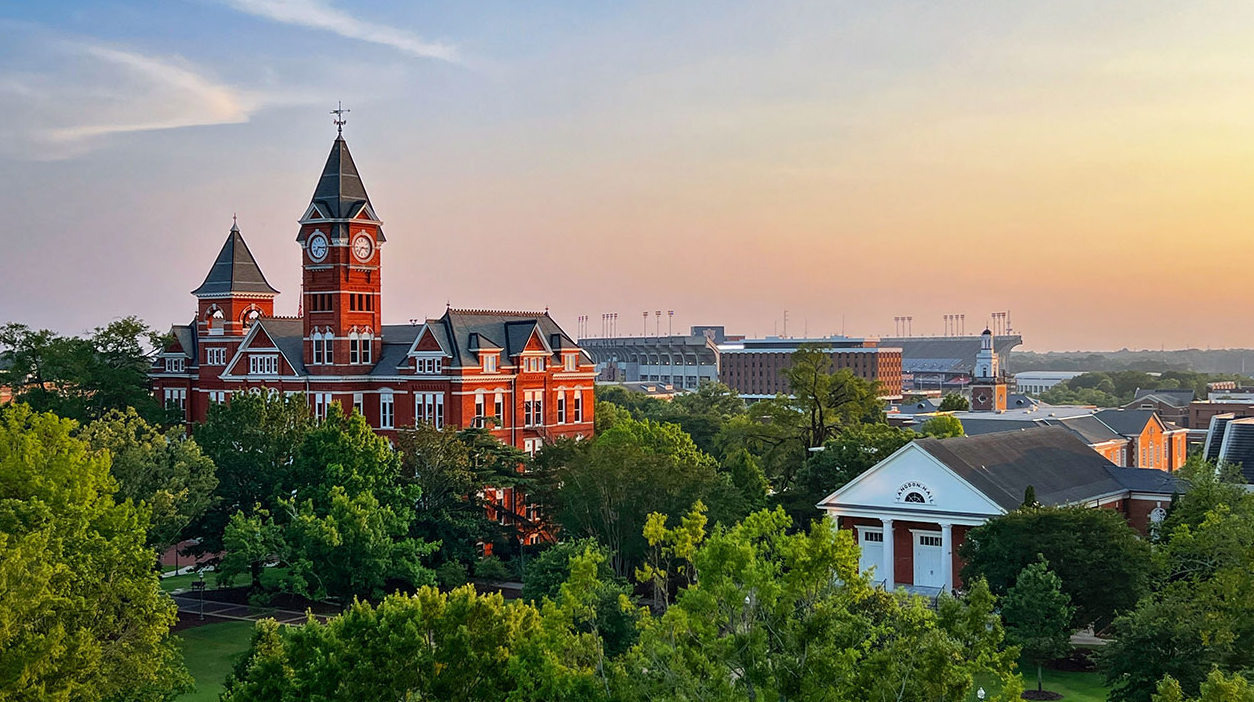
[718,337,904,400]
[818,427,1178,593]
[151,131,596,541]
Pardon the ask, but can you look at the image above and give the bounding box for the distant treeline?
[1011,349,1254,375]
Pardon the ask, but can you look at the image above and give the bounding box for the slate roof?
[251,318,307,375]
[1052,414,1123,444]
[916,427,1175,512]
[423,309,583,368]
[1093,408,1157,437]
[166,323,197,361]
[1133,388,1195,406]
[192,223,279,296]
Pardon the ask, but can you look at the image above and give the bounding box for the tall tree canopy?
[1100,462,1254,702]
[960,505,1149,631]
[533,416,739,577]
[189,391,312,556]
[0,318,168,424]
[80,408,218,553]
[0,404,190,700]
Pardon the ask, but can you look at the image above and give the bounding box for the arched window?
[360,328,373,364]
[904,492,926,504]
[349,329,361,364]
[206,306,225,336]
[312,330,325,365]
[241,307,261,331]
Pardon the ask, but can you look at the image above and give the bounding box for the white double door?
[912,531,944,588]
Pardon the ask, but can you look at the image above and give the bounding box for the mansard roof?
[424,309,582,367]
[192,222,279,297]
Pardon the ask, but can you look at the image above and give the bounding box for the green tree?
[615,508,1022,701]
[532,417,729,577]
[218,406,435,600]
[1002,558,1074,694]
[1101,481,1254,702]
[1156,670,1254,702]
[0,404,190,700]
[0,318,168,424]
[939,393,970,411]
[960,505,1149,631]
[919,414,964,438]
[776,423,916,526]
[719,346,885,492]
[80,408,217,553]
[221,585,606,702]
[190,391,311,558]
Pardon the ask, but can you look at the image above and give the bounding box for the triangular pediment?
[818,443,1006,516]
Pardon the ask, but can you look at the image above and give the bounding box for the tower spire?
[331,101,350,136]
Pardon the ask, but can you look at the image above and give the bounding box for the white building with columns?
[817,426,1179,595]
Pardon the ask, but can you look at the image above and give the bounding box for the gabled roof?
[230,318,305,376]
[163,323,197,361]
[1093,408,1159,437]
[916,427,1138,511]
[306,137,383,237]
[192,222,279,297]
[1132,388,1195,407]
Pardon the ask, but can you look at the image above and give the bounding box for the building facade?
[718,337,904,400]
[579,332,721,389]
[818,427,1179,593]
[150,131,596,542]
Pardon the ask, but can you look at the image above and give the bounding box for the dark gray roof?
[1105,464,1183,494]
[167,323,197,361]
[304,137,384,241]
[252,318,306,375]
[1093,408,1157,437]
[1051,414,1122,444]
[1216,419,1254,483]
[896,398,939,414]
[1133,388,1195,406]
[956,418,1043,436]
[192,224,279,297]
[916,427,1151,511]
[1007,394,1036,409]
[427,309,579,367]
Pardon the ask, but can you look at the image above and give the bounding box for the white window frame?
[475,390,486,425]
[564,354,577,371]
[163,387,187,410]
[482,353,498,373]
[573,391,583,423]
[380,392,394,429]
[249,354,279,375]
[353,392,364,416]
[349,331,360,364]
[165,357,185,373]
[206,348,226,366]
[557,391,566,424]
[494,391,504,421]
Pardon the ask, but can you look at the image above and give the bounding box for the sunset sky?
[4,1,1254,350]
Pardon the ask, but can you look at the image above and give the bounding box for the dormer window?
[165,357,185,373]
[417,357,443,374]
[523,357,544,373]
[564,354,577,372]
[483,354,498,373]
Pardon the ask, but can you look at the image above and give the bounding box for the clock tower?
[969,328,1007,412]
[297,126,385,374]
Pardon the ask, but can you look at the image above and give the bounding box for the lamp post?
[193,571,206,621]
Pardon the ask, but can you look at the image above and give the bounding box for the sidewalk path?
[171,594,332,626]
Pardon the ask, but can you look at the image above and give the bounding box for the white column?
[881,517,895,590]
[941,522,954,593]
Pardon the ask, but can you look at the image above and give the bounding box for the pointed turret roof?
[310,136,376,219]
[192,220,279,297]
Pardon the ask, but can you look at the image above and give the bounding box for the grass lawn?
[175,621,255,702]
[971,660,1109,701]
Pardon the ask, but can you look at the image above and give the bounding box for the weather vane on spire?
[331,101,350,135]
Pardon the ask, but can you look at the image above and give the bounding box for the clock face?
[352,233,374,261]
[308,232,328,262]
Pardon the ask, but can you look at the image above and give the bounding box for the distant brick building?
[150,129,596,543]
[717,337,903,400]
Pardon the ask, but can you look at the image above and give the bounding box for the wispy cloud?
[218,0,458,62]
[0,32,263,160]
[43,46,252,142]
